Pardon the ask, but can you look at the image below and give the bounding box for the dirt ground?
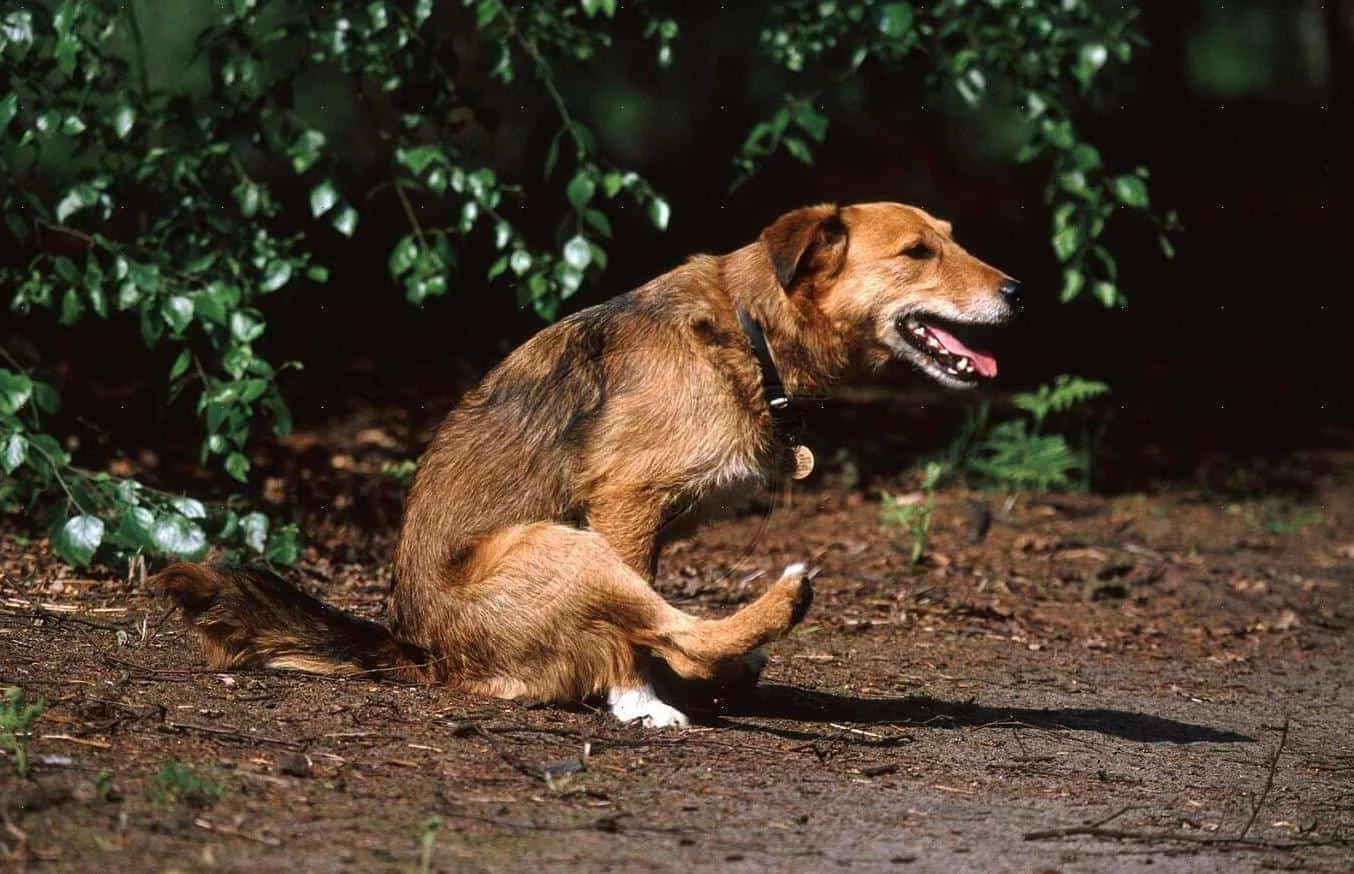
[2,406,1353,873]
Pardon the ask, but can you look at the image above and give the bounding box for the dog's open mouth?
[896,314,999,385]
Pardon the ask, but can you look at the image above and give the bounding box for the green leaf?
[174,497,208,519]
[152,515,208,561]
[266,525,301,564]
[389,237,419,278]
[162,295,194,334]
[225,452,250,482]
[33,382,59,414]
[784,137,813,164]
[1060,268,1086,303]
[562,235,592,271]
[0,371,34,416]
[1052,226,1082,262]
[566,173,596,209]
[289,130,327,174]
[647,197,671,231]
[1,433,27,474]
[230,310,265,343]
[54,515,105,567]
[170,349,192,381]
[310,180,338,217]
[1110,175,1149,208]
[1092,281,1119,308]
[509,249,533,276]
[332,205,358,237]
[0,93,19,134]
[260,261,293,293]
[582,208,612,237]
[55,185,98,223]
[240,512,269,554]
[109,104,136,140]
[878,3,913,38]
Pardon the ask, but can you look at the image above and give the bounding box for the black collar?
[737,308,793,425]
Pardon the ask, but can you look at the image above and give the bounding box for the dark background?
[12,0,1354,494]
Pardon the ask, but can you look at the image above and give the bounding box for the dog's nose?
[998,279,1021,300]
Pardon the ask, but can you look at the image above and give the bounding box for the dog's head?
[761,201,1018,388]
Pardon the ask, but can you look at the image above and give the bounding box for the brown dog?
[153,202,1018,727]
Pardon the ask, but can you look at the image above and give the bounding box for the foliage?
[1244,501,1324,537]
[418,816,442,874]
[743,0,1178,307]
[148,761,225,809]
[1,686,45,778]
[1,1,1160,568]
[879,461,944,565]
[940,375,1110,492]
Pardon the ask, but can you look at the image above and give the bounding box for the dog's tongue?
[928,324,998,378]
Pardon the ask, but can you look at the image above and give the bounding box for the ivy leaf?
[54,515,105,567]
[240,512,269,554]
[0,370,34,415]
[562,235,592,271]
[0,93,19,134]
[230,310,265,343]
[289,130,326,174]
[225,451,250,482]
[152,515,209,561]
[647,197,671,231]
[1110,175,1149,208]
[310,180,338,217]
[878,3,913,38]
[260,261,293,293]
[332,204,358,237]
[566,173,596,209]
[266,525,301,564]
[1,433,27,474]
[162,295,194,334]
[170,349,192,381]
[172,497,207,520]
[109,103,136,140]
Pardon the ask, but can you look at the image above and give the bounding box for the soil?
[2,403,1353,873]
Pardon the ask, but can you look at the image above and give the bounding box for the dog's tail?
[150,562,436,683]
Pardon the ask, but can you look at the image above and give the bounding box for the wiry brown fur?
[152,202,1015,724]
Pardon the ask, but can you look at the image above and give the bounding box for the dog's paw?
[607,685,690,728]
[773,562,815,629]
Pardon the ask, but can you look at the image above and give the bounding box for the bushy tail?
[151,562,435,683]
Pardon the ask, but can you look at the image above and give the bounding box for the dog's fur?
[153,202,1016,727]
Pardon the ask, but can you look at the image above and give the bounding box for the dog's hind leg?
[445,524,812,726]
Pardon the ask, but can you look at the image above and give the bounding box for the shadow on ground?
[714,684,1252,744]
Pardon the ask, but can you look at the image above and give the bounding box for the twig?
[1238,719,1289,841]
[1022,825,1346,851]
[1,608,124,632]
[39,734,112,750]
[194,818,282,846]
[162,720,303,751]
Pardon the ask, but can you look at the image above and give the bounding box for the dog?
[152,202,1018,727]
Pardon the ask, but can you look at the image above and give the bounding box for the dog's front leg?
[585,487,666,580]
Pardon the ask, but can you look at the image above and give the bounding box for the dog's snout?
[998,279,1021,300]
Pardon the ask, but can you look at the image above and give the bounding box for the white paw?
[607,685,690,728]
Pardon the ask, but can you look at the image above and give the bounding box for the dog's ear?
[760,204,849,292]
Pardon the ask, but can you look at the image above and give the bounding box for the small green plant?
[94,768,117,802]
[1245,501,1324,536]
[943,375,1110,492]
[1,687,45,778]
[148,761,225,809]
[418,816,442,874]
[380,459,419,482]
[880,462,945,565]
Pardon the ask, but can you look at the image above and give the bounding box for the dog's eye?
[901,243,935,260]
